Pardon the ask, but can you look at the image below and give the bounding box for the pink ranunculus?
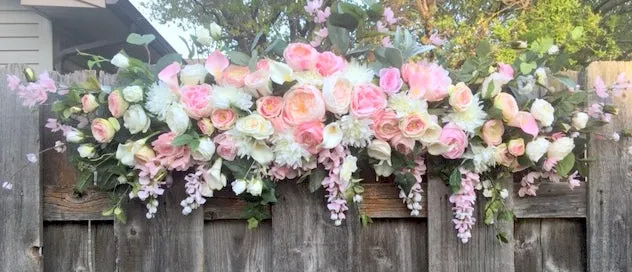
[449,83,473,112]
[205,50,230,80]
[497,63,514,80]
[350,83,387,118]
[152,132,191,171]
[158,62,181,91]
[91,118,116,143]
[438,122,468,159]
[390,134,415,155]
[217,65,249,88]
[314,51,345,77]
[371,109,400,141]
[283,43,318,71]
[508,111,539,138]
[399,114,428,139]
[406,61,452,101]
[282,85,326,126]
[256,59,270,71]
[508,138,525,156]
[244,69,272,97]
[293,121,325,154]
[211,108,237,130]
[6,74,20,91]
[379,67,403,94]
[493,92,519,122]
[107,89,129,118]
[481,120,504,146]
[256,96,284,119]
[180,84,213,119]
[213,132,237,161]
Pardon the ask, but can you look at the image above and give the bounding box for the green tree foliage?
[585,0,632,59]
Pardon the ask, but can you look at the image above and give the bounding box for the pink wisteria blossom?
[318,146,350,225]
[17,83,48,107]
[383,7,398,25]
[6,74,20,91]
[594,76,608,98]
[304,0,323,15]
[449,169,480,243]
[315,7,330,24]
[429,33,446,46]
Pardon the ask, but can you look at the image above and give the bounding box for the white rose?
[247,178,264,196]
[123,105,151,134]
[166,104,190,135]
[180,64,208,86]
[526,137,550,162]
[321,122,343,149]
[547,137,575,161]
[235,114,274,140]
[195,27,212,46]
[77,144,96,158]
[115,139,146,166]
[572,112,589,130]
[110,52,129,69]
[122,85,143,103]
[192,137,215,161]
[322,76,352,114]
[500,189,509,199]
[367,139,391,161]
[201,158,226,197]
[209,22,222,39]
[232,179,247,195]
[530,99,554,127]
[374,160,394,177]
[65,128,84,143]
[250,141,274,165]
[534,68,547,86]
[340,155,358,182]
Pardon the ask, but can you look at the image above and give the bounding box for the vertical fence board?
[43,222,92,272]
[428,177,514,271]
[354,219,428,272]
[586,62,632,271]
[115,178,205,271]
[204,220,272,272]
[94,222,116,272]
[0,65,43,272]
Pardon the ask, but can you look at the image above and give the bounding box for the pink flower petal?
[594,76,608,98]
[158,62,181,91]
[205,50,230,80]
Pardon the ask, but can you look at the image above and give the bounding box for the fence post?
[585,61,632,272]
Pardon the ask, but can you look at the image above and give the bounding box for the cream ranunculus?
[110,52,129,69]
[77,144,96,158]
[525,137,550,162]
[200,158,227,197]
[448,83,474,112]
[235,114,274,140]
[572,112,589,130]
[547,137,575,161]
[122,85,144,103]
[322,75,353,115]
[367,139,391,161]
[165,104,190,135]
[192,137,216,161]
[247,178,264,196]
[231,179,247,195]
[530,99,555,127]
[250,141,274,165]
[321,122,343,149]
[123,105,151,134]
[180,64,208,86]
[340,155,358,182]
[115,139,146,166]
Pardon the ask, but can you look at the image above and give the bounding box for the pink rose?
[282,85,326,126]
[481,120,504,146]
[390,134,415,155]
[205,50,230,79]
[108,90,129,118]
[350,83,387,118]
[448,83,473,112]
[256,59,270,71]
[493,93,519,122]
[91,118,117,143]
[244,69,272,97]
[256,96,283,119]
[371,109,400,140]
[293,121,324,154]
[217,65,249,87]
[508,138,525,156]
[494,144,514,167]
[152,132,191,171]
[283,43,318,71]
[180,84,213,119]
[81,94,99,113]
[508,111,539,138]
[270,116,290,133]
[197,118,215,136]
[399,114,428,138]
[379,67,403,94]
[401,62,421,83]
[211,108,237,130]
[406,61,452,101]
[158,62,181,91]
[314,51,345,77]
[213,133,237,161]
[438,123,468,159]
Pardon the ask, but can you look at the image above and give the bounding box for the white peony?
[250,141,274,165]
[201,158,226,196]
[547,137,575,161]
[123,105,151,134]
[340,155,358,182]
[110,52,129,69]
[530,99,555,127]
[247,178,264,196]
[321,122,343,149]
[232,179,247,195]
[322,75,352,114]
[165,104,190,135]
[77,144,96,158]
[367,139,391,161]
[235,114,274,140]
[180,64,208,85]
[115,139,146,166]
[526,137,550,162]
[192,137,215,161]
[572,112,589,130]
[122,85,143,103]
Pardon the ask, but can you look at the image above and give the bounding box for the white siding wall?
[0,0,52,72]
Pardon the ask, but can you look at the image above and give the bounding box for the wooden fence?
[1,62,631,272]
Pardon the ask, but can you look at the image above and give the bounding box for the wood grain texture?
[354,219,428,272]
[514,219,586,272]
[513,182,586,218]
[204,220,272,272]
[586,62,632,271]
[428,177,514,271]
[43,185,111,221]
[93,222,116,272]
[43,222,92,272]
[114,178,205,272]
[0,65,43,272]
[360,183,428,218]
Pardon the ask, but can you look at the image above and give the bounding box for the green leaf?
[384,47,404,68]
[251,31,263,52]
[570,26,584,40]
[327,13,359,30]
[264,39,287,56]
[226,51,251,66]
[152,53,183,75]
[247,217,259,229]
[223,157,254,179]
[554,75,577,90]
[327,23,350,54]
[366,3,384,21]
[74,170,93,193]
[555,153,575,177]
[171,134,194,146]
[360,214,373,227]
[449,168,462,193]
[126,33,155,46]
[519,62,537,75]
[51,101,66,113]
[476,40,491,57]
[496,232,509,243]
[498,210,514,221]
[308,167,326,193]
[337,2,367,22]
[395,172,415,195]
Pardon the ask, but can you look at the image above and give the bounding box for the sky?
[129,0,192,56]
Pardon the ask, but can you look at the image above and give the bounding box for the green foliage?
[308,167,326,193]
[448,168,462,193]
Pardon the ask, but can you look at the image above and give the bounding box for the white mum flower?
[341,61,374,85]
[294,70,324,87]
[145,82,178,121]
[444,96,487,134]
[388,92,428,117]
[272,133,311,169]
[211,85,253,111]
[464,144,496,173]
[339,115,373,148]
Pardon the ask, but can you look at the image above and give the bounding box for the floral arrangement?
[3,1,630,243]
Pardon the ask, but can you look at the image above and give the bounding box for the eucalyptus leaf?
[308,167,326,193]
[328,13,359,30]
[395,172,416,195]
[227,51,251,66]
[126,33,156,46]
[152,53,183,75]
[449,168,462,193]
[327,23,350,54]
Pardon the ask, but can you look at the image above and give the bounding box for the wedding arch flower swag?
[4,1,627,243]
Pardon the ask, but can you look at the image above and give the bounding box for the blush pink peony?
[283,43,318,71]
[282,85,326,126]
[293,121,325,154]
[350,83,387,118]
[180,84,213,119]
[438,123,468,159]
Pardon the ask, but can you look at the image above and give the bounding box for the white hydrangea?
[145,82,178,121]
[211,85,253,111]
[464,144,496,173]
[444,96,487,134]
[339,115,373,148]
[388,92,428,117]
[272,133,310,169]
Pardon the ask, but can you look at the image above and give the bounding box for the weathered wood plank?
[272,182,357,271]
[43,222,92,272]
[428,177,514,271]
[354,219,428,272]
[43,185,111,221]
[514,219,586,272]
[204,220,272,272]
[93,222,116,272]
[0,65,43,272]
[513,182,586,218]
[114,177,205,272]
[586,62,632,271]
[360,183,428,218]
